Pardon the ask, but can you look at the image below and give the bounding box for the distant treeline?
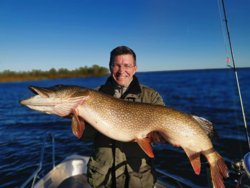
[0,65,109,82]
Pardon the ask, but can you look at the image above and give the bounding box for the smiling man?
[86,46,165,188]
[110,50,137,87]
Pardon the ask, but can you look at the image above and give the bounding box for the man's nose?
[118,65,126,72]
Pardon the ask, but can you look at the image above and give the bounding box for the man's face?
[111,54,137,87]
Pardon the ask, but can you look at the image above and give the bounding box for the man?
[86,46,165,188]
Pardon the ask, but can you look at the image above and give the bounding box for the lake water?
[0,68,250,187]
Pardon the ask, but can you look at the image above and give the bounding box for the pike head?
[20,85,90,139]
[20,85,89,117]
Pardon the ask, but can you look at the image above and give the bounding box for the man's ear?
[134,65,138,73]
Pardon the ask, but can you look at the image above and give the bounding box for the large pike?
[20,85,229,188]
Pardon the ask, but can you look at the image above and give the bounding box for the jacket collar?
[99,76,142,97]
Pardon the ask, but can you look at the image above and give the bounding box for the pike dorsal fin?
[183,148,201,175]
[192,115,214,138]
[136,138,154,158]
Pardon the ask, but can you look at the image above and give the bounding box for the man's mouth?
[116,74,127,80]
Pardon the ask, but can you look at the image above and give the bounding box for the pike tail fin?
[206,151,229,188]
[183,148,201,175]
[136,138,155,158]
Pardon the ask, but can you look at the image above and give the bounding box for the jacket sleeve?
[140,85,165,106]
[150,90,165,106]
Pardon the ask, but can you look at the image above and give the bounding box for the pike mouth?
[28,86,50,98]
[20,86,53,106]
[29,86,39,94]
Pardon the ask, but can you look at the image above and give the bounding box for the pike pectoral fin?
[183,148,201,175]
[136,138,155,158]
[71,112,85,139]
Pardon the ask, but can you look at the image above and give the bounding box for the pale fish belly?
[78,106,137,142]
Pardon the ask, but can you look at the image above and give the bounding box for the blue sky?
[0,0,249,72]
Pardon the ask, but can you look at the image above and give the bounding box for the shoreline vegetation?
[0,65,109,83]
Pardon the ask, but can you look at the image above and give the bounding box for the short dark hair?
[109,46,136,70]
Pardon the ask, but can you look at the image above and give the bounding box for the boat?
[20,133,250,188]
[20,134,203,188]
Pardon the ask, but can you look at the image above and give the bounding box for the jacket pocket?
[87,157,112,187]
